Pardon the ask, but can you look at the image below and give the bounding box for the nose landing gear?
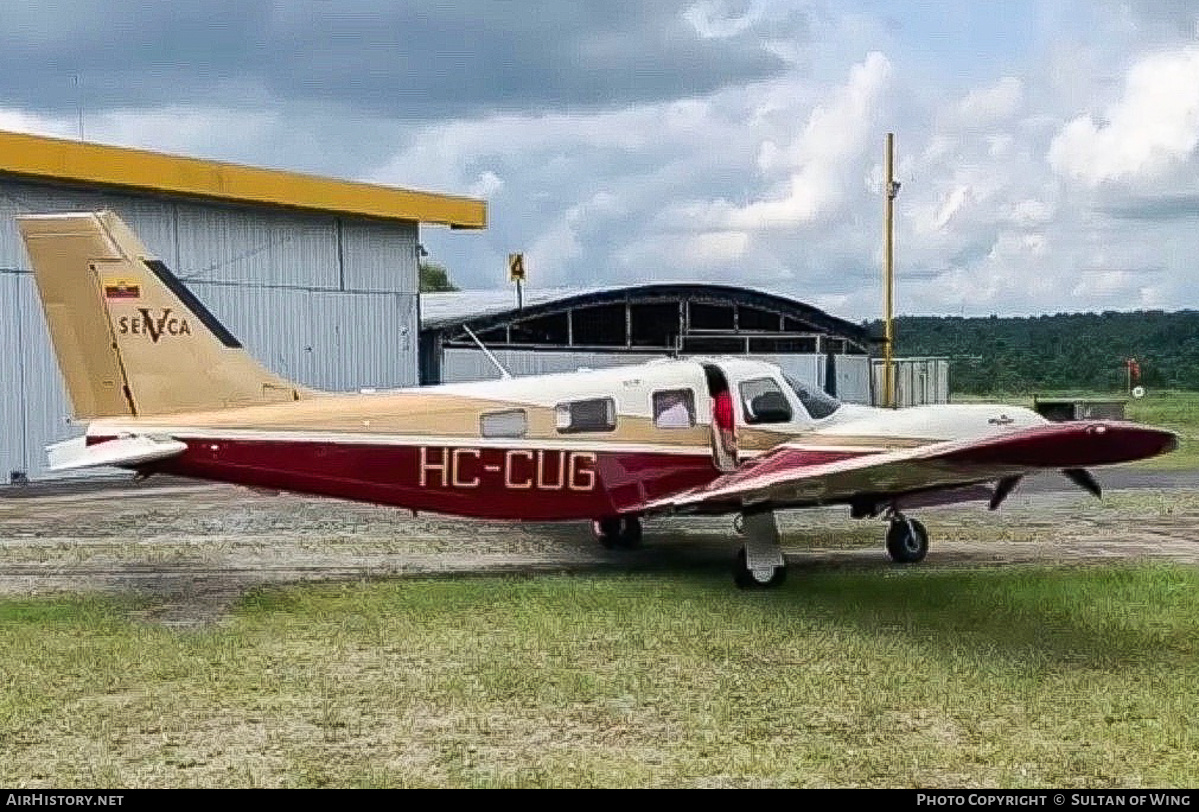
[732,510,787,589]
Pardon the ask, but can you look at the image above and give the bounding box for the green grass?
[3,567,1199,787]
[951,389,1199,471]
[1124,391,1199,470]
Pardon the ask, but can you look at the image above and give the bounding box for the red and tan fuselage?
[81,358,1051,521]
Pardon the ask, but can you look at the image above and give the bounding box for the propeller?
[989,476,1023,510]
[1062,468,1102,499]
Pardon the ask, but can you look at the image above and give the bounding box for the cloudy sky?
[3,0,1199,319]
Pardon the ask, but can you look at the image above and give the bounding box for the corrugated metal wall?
[442,348,666,382]
[188,284,415,391]
[339,219,418,293]
[17,274,84,477]
[0,272,23,481]
[0,273,101,481]
[0,177,419,480]
[871,359,950,406]
[833,356,872,404]
[175,206,340,287]
[751,354,821,384]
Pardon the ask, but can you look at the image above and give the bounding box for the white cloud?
[527,191,627,285]
[0,108,77,140]
[813,293,852,313]
[88,106,282,159]
[1005,199,1056,226]
[684,0,808,46]
[389,22,1199,319]
[681,230,751,267]
[928,185,973,233]
[1049,48,1199,186]
[1071,269,1134,298]
[697,51,892,229]
[957,77,1024,124]
[467,170,504,199]
[366,104,707,195]
[684,1,765,39]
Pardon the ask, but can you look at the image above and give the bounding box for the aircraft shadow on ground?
[501,526,1195,673]
[37,520,1193,669]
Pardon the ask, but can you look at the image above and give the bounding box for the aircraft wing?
[645,421,1177,515]
[47,435,188,472]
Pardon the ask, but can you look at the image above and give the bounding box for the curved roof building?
[418,283,873,403]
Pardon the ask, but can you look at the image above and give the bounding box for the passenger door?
[701,363,738,472]
[730,372,815,458]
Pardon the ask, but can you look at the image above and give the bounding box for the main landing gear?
[594,508,927,588]
[732,511,787,589]
[884,512,929,564]
[592,515,643,549]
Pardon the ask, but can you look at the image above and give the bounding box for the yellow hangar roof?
[0,129,486,228]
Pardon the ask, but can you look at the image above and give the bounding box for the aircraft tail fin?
[18,211,315,419]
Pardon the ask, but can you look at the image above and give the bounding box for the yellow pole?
[883,132,896,408]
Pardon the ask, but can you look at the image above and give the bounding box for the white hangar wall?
[0,178,420,481]
[441,348,667,381]
[442,347,873,405]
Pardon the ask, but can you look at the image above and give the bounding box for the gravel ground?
[2,476,1197,626]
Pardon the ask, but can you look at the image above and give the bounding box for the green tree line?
[419,261,459,292]
[864,310,1199,394]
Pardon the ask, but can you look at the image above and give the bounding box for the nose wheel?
[733,510,787,589]
[885,515,929,563]
[734,547,787,589]
[592,515,643,549]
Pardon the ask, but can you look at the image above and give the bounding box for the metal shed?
[870,357,950,407]
[0,130,485,481]
[419,283,874,403]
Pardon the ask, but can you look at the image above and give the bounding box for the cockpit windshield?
[783,374,842,420]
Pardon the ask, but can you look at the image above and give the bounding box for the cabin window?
[652,389,696,428]
[739,377,793,425]
[555,397,617,433]
[480,409,528,438]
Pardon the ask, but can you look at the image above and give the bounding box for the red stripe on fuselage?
[106,435,870,520]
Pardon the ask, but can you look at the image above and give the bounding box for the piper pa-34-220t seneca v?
[19,212,1178,588]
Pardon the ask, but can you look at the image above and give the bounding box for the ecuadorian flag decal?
[103,280,140,299]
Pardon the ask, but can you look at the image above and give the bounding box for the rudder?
[18,211,314,419]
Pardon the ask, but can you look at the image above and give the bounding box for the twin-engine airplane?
[19,212,1178,588]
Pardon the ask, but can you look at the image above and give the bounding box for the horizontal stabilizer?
[47,435,187,472]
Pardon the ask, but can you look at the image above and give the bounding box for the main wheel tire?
[618,516,643,549]
[886,518,929,564]
[593,516,643,550]
[593,517,622,549]
[733,547,787,589]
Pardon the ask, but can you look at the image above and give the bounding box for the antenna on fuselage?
[462,325,513,379]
